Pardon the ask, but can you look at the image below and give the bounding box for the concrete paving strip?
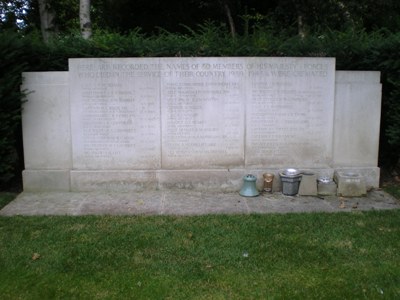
[0,190,399,216]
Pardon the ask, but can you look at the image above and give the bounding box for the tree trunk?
[337,1,353,24]
[297,14,306,39]
[293,1,306,38]
[80,0,92,39]
[38,0,58,43]
[219,0,236,39]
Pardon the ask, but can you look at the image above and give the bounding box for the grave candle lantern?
[263,173,274,192]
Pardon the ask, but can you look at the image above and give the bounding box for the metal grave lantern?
[239,174,259,197]
[279,168,302,196]
[263,173,275,192]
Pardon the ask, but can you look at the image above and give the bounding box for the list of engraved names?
[246,59,334,167]
[69,59,161,169]
[69,57,335,169]
[161,59,245,168]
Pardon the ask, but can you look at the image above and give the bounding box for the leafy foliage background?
[1,25,399,188]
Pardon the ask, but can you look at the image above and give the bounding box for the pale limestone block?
[20,59,383,193]
[69,58,161,169]
[335,71,380,83]
[335,167,380,189]
[21,72,71,169]
[70,170,158,192]
[23,170,70,192]
[160,57,245,169]
[298,174,318,196]
[245,57,336,168]
[317,181,337,196]
[334,171,367,197]
[333,71,381,167]
[158,169,244,192]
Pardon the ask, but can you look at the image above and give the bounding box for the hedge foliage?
[1,25,399,188]
[0,32,29,188]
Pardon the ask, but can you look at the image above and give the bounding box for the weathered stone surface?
[21,72,71,170]
[69,58,161,169]
[158,169,243,192]
[335,167,380,190]
[2,190,399,216]
[333,71,381,168]
[23,170,70,192]
[161,57,245,169]
[317,181,337,196]
[298,174,318,196]
[245,57,336,168]
[70,170,158,192]
[335,171,367,197]
[20,58,382,191]
[161,190,247,215]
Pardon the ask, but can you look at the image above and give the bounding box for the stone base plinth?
[22,167,379,192]
[334,171,367,197]
[21,66,382,194]
[23,170,70,192]
[317,181,337,196]
[298,174,318,196]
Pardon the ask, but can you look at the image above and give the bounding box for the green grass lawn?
[0,210,399,299]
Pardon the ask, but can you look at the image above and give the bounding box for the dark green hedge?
[0,31,29,189]
[1,26,399,189]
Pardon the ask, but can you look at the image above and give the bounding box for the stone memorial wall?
[21,57,382,192]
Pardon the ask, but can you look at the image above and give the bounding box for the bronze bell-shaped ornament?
[239,174,259,197]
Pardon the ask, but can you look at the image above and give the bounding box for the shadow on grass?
[383,184,400,200]
[0,192,18,210]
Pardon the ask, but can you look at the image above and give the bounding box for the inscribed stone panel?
[245,57,336,168]
[161,58,245,169]
[69,58,161,169]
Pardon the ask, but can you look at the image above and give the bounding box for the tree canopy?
[1,0,400,38]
